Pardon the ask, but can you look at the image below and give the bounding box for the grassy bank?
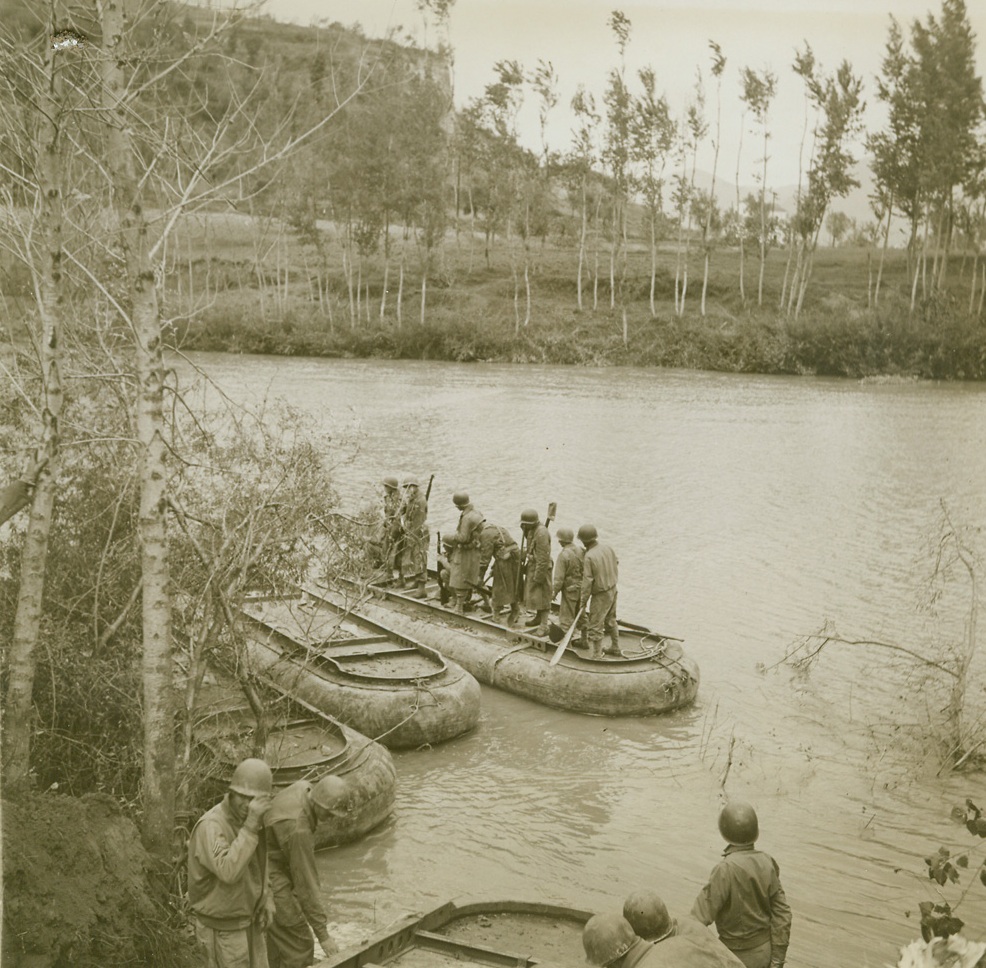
[7,211,986,378]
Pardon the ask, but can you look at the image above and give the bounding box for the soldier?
[265,775,353,968]
[578,524,620,659]
[520,508,553,637]
[477,521,522,624]
[583,912,743,968]
[552,526,586,646]
[187,758,275,968]
[445,491,484,613]
[381,476,402,578]
[399,477,429,599]
[691,802,791,968]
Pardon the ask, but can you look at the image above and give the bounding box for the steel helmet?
[382,476,399,489]
[556,526,574,543]
[623,891,672,942]
[582,914,637,967]
[453,491,470,508]
[402,476,419,488]
[520,508,539,525]
[229,758,273,798]
[577,524,598,545]
[311,775,349,812]
[718,800,759,845]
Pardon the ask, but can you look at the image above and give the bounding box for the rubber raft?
[310,576,699,717]
[193,695,396,849]
[234,591,481,749]
[318,899,590,968]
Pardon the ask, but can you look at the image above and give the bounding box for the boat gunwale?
[236,594,453,685]
[325,577,695,681]
[321,899,592,968]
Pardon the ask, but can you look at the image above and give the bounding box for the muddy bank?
[2,790,194,968]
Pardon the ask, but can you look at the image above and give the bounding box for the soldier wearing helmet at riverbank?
[520,508,553,636]
[690,801,791,968]
[265,775,353,968]
[381,476,402,578]
[578,524,620,658]
[583,910,743,968]
[445,491,485,613]
[552,526,586,646]
[399,476,429,599]
[477,521,522,624]
[187,757,275,968]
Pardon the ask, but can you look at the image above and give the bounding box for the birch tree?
[568,86,601,311]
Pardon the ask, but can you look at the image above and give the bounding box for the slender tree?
[568,86,601,311]
[740,67,777,307]
[701,41,727,317]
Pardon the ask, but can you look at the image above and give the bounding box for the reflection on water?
[178,353,986,966]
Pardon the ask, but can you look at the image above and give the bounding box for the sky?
[248,0,986,195]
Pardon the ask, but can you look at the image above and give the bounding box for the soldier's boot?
[525,611,541,627]
[409,578,427,599]
[453,590,468,614]
[507,604,521,625]
[588,637,605,660]
[604,627,621,656]
[578,628,589,650]
[533,610,549,637]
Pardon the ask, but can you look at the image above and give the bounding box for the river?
[178,352,986,966]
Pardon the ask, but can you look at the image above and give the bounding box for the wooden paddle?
[549,601,587,666]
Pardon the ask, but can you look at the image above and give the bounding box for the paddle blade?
[549,602,586,666]
[545,501,557,526]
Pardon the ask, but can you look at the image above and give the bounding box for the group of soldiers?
[186,769,791,968]
[373,476,621,660]
[581,801,791,968]
[186,759,352,968]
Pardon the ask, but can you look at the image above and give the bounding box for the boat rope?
[487,642,536,683]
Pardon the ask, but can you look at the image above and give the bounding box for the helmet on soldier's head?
[229,758,273,798]
[382,476,399,490]
[582,914,637,967]
[577,524,598,545]
[520,508,539,526]
[623,891,673,942]
[453,492,470,508]
[718,800,759,846]
[402,476,419,488]
[556,526,574,544]
[311,775,349,812]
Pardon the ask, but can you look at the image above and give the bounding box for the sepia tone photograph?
[2,1,986,966]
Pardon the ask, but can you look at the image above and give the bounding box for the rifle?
[425,473,435,503]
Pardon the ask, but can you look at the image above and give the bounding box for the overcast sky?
[253,0,986,188]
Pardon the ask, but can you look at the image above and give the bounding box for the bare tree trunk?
[397,248,404,328]
[420,270,427,326]
[380,261,389,320]
[649,218,657,317]
[701,249,710,317]
[979,263,985,317]
[576,181,587,311]
[100,0,175,868]
[875,198,893,308]
[524,262,531,327]
[3,38,65,785]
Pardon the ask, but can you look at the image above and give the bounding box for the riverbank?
[175,291,986,379]
[156,222,986,378]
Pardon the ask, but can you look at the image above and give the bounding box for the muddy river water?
[179,352,986,967]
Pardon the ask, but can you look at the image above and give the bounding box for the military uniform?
[478,523,521,614]
[382,487,403,572]
[447,502,485,611]
[690,845,791,968]
[400,486,429,586]
[580,540,619,658]
[523,523,553,612]
[552,542,584,630]
[187,795,270,968]
[264,781,332,968]
[624,933,744,968]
